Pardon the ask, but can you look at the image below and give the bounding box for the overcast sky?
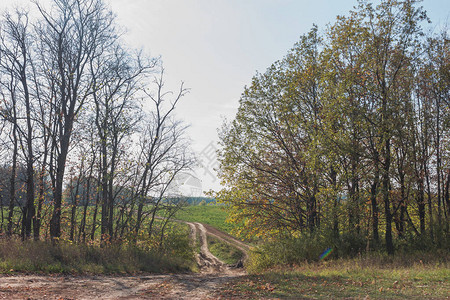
[1,0,449,195]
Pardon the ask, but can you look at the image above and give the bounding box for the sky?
[1,0,449,195]
[105,0,449,195]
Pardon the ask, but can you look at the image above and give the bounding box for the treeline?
[0,0,194,243]
[217,0,449,255]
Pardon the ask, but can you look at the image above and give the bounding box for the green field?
[173,205,237,235]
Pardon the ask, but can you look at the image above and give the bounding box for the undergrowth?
[0,235,195,275]
[246,232,450,273]
[207,235,243,265]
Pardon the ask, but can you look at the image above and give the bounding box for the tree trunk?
[100,140,109,241]
[23,70,35,240]
[79,164,94,243]
[370,161,380,243]
[417,177,426,234]
[91,178,101,241]
[425,165,434,240]
[135,200,144,240]
[50,134,71,241]
[69,170,82,242]
[7,114,18,237]
[436,96,442,228]
[34,156,47,241]
[330,167,339,239]
[383,137,394,255]
[444,170,450,233]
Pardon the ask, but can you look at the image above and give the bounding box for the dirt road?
[0,221,248,299]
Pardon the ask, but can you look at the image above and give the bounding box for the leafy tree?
[217,0,447,256]
[217,27,324,238]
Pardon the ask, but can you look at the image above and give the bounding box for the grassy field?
[173,205,247,266]
[217,257,450,299]
[173,205,236,235]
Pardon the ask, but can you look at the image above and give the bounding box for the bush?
[396,229,450,253]
[335,232,366,257]
[246,232,369,272]
[246,229,450,273]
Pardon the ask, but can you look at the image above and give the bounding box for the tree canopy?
[216,0,449,255]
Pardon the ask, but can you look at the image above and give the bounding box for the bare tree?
[35,0,120,240]
[0,0,195,246]
[0,9,37,239]
[133,71,195,239]
[90,43,154,241]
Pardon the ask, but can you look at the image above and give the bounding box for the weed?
[207,235,243,265]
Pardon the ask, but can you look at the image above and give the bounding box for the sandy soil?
[0,221,248,299]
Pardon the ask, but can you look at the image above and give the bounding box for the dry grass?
[0,237,195,275]
[218,253,450,299]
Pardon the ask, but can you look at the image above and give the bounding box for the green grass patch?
[207,235,244,265]
[217,257,450,299]
[173,205,236,235]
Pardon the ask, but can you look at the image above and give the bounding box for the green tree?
[217,27,324,238]
[217,0,439,257]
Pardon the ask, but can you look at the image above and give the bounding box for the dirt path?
[194,222,227,273]
[201,223,250,263]
[0,273,245,299]
[170,218,248,271]
[0,221,248,299]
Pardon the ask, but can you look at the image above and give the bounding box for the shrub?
[247,232,370,272]
[246,229,450,273]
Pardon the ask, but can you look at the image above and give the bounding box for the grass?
[0,204,236,275]
[217,255,450,299]
[0,237,195,275]
[173,205,236,235]
[207,235,244,265]
[0,220,197,275]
